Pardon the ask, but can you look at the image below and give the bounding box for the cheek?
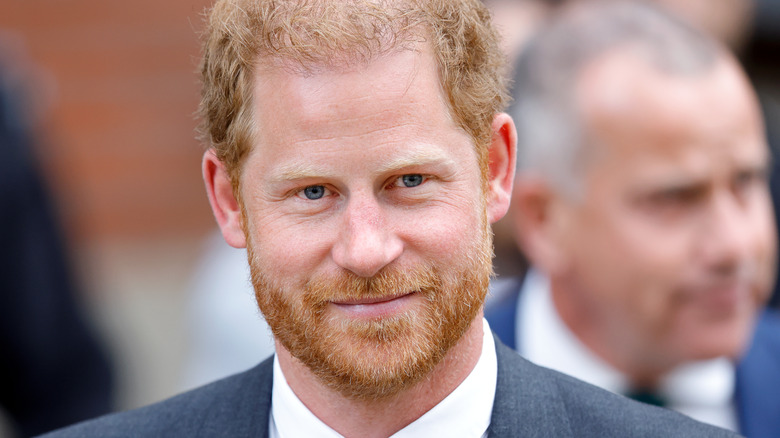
[611,226,691,317]
[569,203,681,275]
[569,207,688,315]
[400,202,484,260]
[245,185,486,277]
[246,207,334,278]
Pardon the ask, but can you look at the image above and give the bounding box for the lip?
[331,292,414,306]
[684,283,750,314]
[330,291,418,318]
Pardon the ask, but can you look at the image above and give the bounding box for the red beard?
[248,226,493,401]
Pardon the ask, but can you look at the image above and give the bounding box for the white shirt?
[517,269,738,431]
[269,318,497,438]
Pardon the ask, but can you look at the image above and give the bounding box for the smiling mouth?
[330,291,419,317]
[331,292,416,306]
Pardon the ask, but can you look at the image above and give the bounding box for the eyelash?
[388,174,428,189]
[295,185,332,201]
[293,174,430,201]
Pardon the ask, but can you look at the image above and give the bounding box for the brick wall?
[0,0,216,242]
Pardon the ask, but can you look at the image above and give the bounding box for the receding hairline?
[574,48,757,151]
[510,0,727,197]
[574,42,733,111]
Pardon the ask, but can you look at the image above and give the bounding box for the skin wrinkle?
[261,103,455,159]
[261,169,470,210]
[268,148,457,183]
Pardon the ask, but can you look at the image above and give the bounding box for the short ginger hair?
[199,0,508,185]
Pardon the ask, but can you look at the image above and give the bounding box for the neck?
[276,314,485,438]
[549,277,673,388]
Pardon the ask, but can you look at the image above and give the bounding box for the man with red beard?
[41,1,736,437]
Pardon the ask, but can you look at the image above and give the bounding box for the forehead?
[257,47,447,141]
[245,44,474,176]
[575,50,766,177]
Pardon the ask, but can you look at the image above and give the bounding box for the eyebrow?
[270,147,455,182]
[271,162,328,182]
[376,148,455,173]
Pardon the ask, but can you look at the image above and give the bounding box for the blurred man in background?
[483,0,780,312]
[487,2,780,437]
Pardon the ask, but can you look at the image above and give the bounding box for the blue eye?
[302,185,326,200]
[401,174,424,187]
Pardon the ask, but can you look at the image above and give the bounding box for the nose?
[699,191,753,273]
[331,196,403,278]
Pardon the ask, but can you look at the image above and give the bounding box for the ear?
[485,112,517,224]
[510,176,569,275]
[202,149,247,248]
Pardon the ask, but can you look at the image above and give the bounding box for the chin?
[679,318,757,362]
[674,291,763,358]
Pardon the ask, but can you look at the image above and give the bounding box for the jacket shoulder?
[735,309,780,437]
[37,357,274,438]
[489,338,739,438]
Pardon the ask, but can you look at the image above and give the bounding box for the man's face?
[239,46,493,399]
[554,52,776,373]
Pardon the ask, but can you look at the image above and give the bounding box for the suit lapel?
[487,336,573,437]
[195,356,274,438]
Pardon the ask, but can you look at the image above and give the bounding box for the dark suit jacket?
[486,276,780,438]
[40,335,736,437]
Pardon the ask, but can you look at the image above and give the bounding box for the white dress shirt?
[269,318,497,438]
[517,269,738,431]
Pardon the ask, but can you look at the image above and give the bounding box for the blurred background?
[0,1,217,435]
[0,0,778,436]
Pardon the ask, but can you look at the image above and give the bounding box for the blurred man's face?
[238,45,496,399]
[555,51,775,375]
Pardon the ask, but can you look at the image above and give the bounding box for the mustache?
[683,259,775,295]
[693,260,761,285]
[303,264,442,304]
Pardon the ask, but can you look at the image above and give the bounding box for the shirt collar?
[518,269,737,431]
[518,269,629,393]
[270,318,497,438]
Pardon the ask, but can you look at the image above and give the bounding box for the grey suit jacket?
[40,336,738,437]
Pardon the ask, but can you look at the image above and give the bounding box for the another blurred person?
[0,39,114,436]
[487,2,780,437]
